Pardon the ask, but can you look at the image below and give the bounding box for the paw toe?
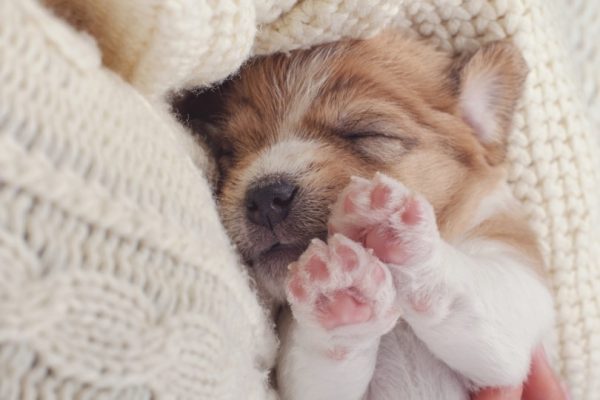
[365,226,410,265]
[306,255,330,281]
[370,183,391,209]
[287,273,307,302]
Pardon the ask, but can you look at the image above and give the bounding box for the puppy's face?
[188,34,527,301]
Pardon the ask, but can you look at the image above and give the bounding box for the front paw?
[329,173,443,313]
[286,234,399,347]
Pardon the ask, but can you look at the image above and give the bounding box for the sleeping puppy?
[176,32,554,400]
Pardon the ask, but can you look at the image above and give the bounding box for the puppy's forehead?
[222,35,456,153]
[227,47,341,143]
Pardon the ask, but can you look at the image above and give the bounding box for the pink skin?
[287,235,396,334]
[316,290,373,330]
[331,174,432,266]
[287,173,436,341]
[329,173,439,313]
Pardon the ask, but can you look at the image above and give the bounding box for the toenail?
[318,291,373,329]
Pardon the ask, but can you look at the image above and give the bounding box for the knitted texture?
[0,1,277,399]
[559,0,600,146]
[1,0,599,399]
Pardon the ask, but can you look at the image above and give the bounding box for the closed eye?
[343,131,419,149]
[343,131,396,140]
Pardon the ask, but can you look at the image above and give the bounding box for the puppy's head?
[177,33,527,301]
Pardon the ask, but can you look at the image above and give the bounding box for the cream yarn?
[1,0,599,399]
[0,1,276,399]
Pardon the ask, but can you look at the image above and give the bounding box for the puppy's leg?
[279,235,400,400]
[330,173,554,388]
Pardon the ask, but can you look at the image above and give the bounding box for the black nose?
[245,179,298,228]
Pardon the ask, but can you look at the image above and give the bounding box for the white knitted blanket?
[1,0,599,399]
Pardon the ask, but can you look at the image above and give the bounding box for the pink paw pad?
[317,290,373,329]
[370,183,391,209]
[333,244,359,271]
[306,256,329,281]
[364,226,409,265]
[286,234,398,336]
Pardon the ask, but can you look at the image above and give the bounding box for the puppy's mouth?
[240,241,305,301]
[250,239,313,267]
[262,242,301,258]
[245,231,327,274]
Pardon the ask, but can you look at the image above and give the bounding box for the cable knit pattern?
[1,0,599,399]
[0,1,277,399]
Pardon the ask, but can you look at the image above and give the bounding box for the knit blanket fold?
[1,0,599,399]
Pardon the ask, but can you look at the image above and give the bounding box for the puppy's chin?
[248,244,307,303]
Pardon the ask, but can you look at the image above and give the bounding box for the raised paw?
[328,173,443,314]
[286,234,399,342]
[329,173,439,266]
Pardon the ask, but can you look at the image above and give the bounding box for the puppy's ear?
[169,82,233,190]
[170,82,232,134]
[453,41,528,164]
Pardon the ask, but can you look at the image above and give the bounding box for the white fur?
[404,239,554,387]
[278,310,381,400]
[277,182,554,400]
[239,139,323,185]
